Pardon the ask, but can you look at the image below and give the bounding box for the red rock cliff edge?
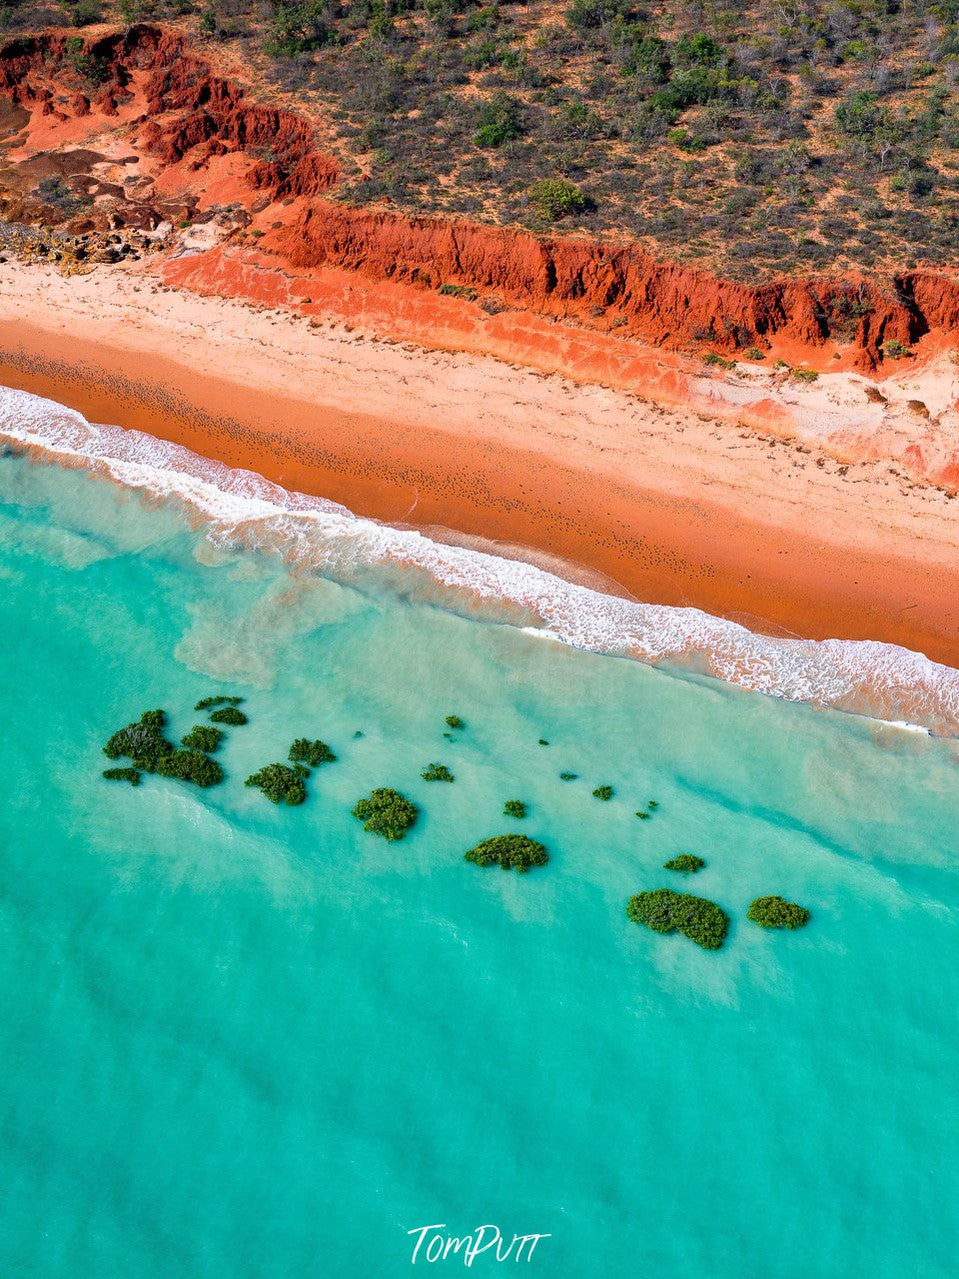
[4,24,959,371]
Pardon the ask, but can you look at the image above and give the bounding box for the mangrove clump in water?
[747,896,811,929]
[102,767,140,785]
[195,695,244,711]
[289,738,336,767]
[421,763,455,782]
[627,888,729,950]
[352,788,419,840]
[103,710,225,788]
[246,763,307,805]
[465,834,549,872]
[593,785,614,801]
[210,707,248,726]
[181,725,224,753]
[664,854,706,875]
[503,800,527,818]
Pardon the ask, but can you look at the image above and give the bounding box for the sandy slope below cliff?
[1,257,958,668]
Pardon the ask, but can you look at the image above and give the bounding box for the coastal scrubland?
[7,0,959,278]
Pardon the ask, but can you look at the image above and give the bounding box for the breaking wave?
[4,384,959,736]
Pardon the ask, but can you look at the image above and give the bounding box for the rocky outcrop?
[0,26,337,198]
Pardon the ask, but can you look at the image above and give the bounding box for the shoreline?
[2,262,959,669]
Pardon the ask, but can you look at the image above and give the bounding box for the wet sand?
[2,261,958,667]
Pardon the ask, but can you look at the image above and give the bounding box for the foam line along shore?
[5,384,959,736]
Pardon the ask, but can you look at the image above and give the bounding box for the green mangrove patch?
[747,896,811,929]
[195,695,244,711]
[503,800,527,819]
[664,854,706,875]
[593,785,614,801]
[181,725,224,753]
[421,763,455,782]
[627,889,729,950]
[289,738,336,767]
[102,767,140,785]
[246,763,307,806]
[103,709,224,788]
[353,788,419,840]
[210,707,248,726]
[445,715,464,730]
[465,834,549,872]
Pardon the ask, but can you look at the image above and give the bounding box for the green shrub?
[352,788,419,839]
[528,178,587,222]
[565,0,632,33]
[246,763,307,805]
[210,707,248,726]
[635,810,651,819]
[181,725,223,753]
[743,346,765,360]
[265,0,331,56]
[559,772,578,780]
[102,767,140,785]
[445,715,464,729]
[70,0,102,25]
[627,888,729,949]
[747,895,811,929]
[592,785,614,801]
[103,709,224,787]
[195,695,244,711]
[474,94,522,149]
[103,709,171,770]
[465,834,548,872]
[663,854,706,874]
[791,367,819,382]
[289,738,336,767]
[503,799,527,818]
[882,338,912,358]
[421,763,455,782]
[157,750,225,788]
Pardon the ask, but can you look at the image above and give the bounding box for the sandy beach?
[2,258,958,667]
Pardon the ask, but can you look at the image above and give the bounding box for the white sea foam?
[4,384,959,736]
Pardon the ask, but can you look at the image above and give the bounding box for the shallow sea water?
[2,444,959,1278]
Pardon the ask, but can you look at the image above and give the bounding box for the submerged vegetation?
[664,854,706,875]
[465,834,549,872]
[289,738,337,767]
[421,763,455,782]
[210,707,248,726]
[748,896,811,929]
[445,715,465,730]
[181,725,224,753]
[246,763,307,805]
[627,889,729,950]
[353,788,419,840]
[503,799,527,818]
[559,772,578,781]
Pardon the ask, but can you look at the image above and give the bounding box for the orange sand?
[1,262,958,668]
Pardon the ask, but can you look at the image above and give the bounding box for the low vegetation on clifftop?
[6,0,959,280]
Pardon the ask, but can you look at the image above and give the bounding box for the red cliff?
[2,24,958,370]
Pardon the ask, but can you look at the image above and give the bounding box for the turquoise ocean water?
[2,390,959,1277]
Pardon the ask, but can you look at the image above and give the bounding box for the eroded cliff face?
[0,23,957,371]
